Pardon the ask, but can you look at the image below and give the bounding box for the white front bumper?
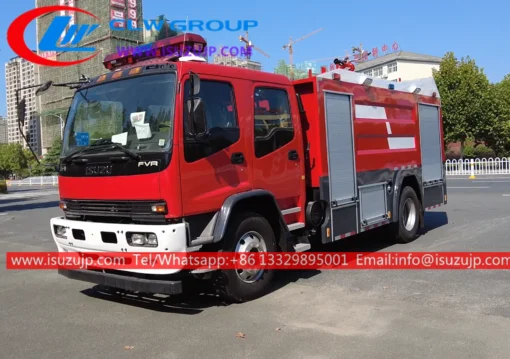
[50,216,188,275]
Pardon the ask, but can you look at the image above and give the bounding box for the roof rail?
[317,68,440,97]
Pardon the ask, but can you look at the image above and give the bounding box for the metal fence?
[445,158,510,176]
[6,176,59,186]
[3,160,509,184]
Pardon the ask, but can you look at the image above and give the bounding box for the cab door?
[179,75,252,217]
[250,84,306,226]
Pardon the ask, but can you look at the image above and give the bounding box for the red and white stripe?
[425,204,442,210]
[355,104,415,150]
[360,220,391,232]
[334,231,356,240]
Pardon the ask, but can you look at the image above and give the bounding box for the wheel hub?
[403,198,417,231]
[235,231,267,283]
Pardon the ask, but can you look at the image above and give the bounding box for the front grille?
[65,200,156,215]
[63,199,167,224]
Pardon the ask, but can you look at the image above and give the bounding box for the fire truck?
[44,33,446,302]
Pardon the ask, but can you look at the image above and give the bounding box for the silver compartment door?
[418,104,443,182]
[359,183,387,225]
[324,92,356,205]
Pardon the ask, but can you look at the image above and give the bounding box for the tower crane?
[239,31,270,60]
[283,28,323,79]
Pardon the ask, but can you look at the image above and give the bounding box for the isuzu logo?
[85,165,113,176]
[138,161,158,167]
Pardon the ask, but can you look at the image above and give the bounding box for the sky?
[0,0,509,115]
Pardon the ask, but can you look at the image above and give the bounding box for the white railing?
[6,176,59,186]
[445,158,510,176]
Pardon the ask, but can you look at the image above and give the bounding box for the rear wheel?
[390,186,421,243]
[216,211,276,303]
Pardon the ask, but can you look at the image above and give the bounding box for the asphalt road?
[1,178,510,359]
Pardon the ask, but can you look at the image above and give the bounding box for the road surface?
[1,178,510,359]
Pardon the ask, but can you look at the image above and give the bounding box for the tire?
[215,211,277,303]
[391,186,421,243]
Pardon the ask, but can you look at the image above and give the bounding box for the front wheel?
[216,211,276,303]
[390,186,421,243]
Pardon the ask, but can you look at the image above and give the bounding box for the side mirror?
[17,98,26,127]
[190,73,200,96]
[35,81,53,96]
[187,98,207,135]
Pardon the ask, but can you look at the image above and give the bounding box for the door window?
[183,80,239,162]
[253,87,294,158]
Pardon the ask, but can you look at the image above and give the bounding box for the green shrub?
[0,180,7,194]
[473,144,495,159]
[462,145,475,159]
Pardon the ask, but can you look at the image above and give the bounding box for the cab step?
[293,243,311,252]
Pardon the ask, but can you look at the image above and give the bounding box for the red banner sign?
[110,0,125,8]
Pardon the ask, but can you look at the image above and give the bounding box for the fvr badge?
[138,161,158,167]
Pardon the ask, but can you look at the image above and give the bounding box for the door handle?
[288,150,299,161]
[231,152,244,164]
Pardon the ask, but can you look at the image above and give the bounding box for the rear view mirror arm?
[15,89,40,164]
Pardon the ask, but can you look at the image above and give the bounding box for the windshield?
[62,73,176,157]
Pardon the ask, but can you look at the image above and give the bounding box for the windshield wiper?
[91,139,141,161]
[62,140,141,163]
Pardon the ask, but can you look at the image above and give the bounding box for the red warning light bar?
[103,33,207,71]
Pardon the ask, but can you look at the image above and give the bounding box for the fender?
[213,189,288,243]
[391,168,424,226]
[187,190,289,247]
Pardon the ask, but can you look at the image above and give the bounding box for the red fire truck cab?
[51,34,447,302]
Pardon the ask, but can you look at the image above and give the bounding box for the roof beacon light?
[102,33,207,71]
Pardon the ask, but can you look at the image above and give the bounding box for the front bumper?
[50,216,189,275]
[58,269,182,295]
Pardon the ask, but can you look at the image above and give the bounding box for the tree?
[433,52,500,155]
[155,17,180,41]
[40,138,62,175]
[0,143,28,179]
[274,60,289,77]
[19,149,44,177]
[494,75,510,154]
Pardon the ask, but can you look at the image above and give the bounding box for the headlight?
[147,233,158,246]
[54,225,67,238]
[126,232,158,247]
[59,201,67,210]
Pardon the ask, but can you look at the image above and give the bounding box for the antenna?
[239,31,270,60]
[283,28,323,80]
[183,14,188,54]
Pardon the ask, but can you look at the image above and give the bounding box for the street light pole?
[46,113,65,140]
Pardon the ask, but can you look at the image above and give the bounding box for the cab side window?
[183,80,240,163]
[254,87,294,158]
